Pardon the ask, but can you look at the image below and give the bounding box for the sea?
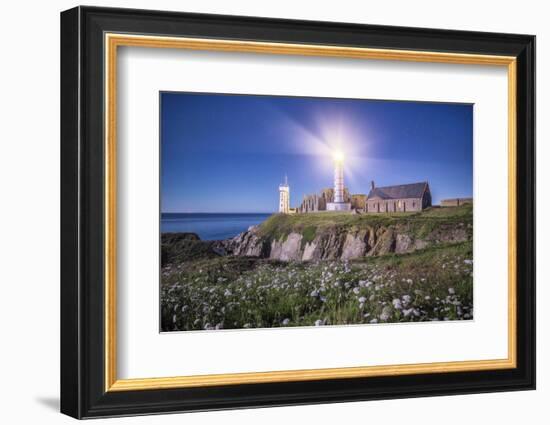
[161,213,272,241]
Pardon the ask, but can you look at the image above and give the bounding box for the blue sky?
[161,92,472,213]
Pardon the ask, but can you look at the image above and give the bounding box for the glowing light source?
[332,150,345,163]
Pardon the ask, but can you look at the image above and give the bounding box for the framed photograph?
[60,6,535,419]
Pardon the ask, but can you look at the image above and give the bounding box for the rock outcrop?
[221,220,470,262]
[163,207,473,264]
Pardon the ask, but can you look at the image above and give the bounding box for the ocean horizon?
[161,212,272,241]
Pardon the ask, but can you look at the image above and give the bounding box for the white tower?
[326,151,351,211]
[334,156,345,203]
[279,175,290,214]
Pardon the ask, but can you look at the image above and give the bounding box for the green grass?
[300,225,317,247]
[257,204,472,242]
[160,241,473,331]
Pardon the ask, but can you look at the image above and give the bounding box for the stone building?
[299,187,351,213]
[350,194,367,211]
[441,198,473,207]
[366,181,431,213]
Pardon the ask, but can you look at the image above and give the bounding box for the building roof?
[367,182,428,200]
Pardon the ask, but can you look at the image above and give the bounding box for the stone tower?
[279,175,290,214]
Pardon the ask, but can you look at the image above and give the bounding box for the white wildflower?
[380,306,392,321]
[282,318,290,326]
[392,298,403,309]
[448,288,455,295]
[358,296,367,304]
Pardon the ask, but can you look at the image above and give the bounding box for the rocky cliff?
[161,205,473,264]
[222,218,471,262]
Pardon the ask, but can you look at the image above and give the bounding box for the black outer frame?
[60,6,535,419]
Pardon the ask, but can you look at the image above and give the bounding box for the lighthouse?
[326,150,351,211]
[279,175,290,214]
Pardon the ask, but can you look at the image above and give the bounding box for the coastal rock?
[368,228,395,256]
[395,233,413,254]
[366,226,377,250]
[302,240,320,261]
[167,209,474,263]
[270,232,303,261]
[161,232,221,264]
[226,227,266,257]
[341,231,368,260]
[226,219,472,261]
[313,232,342,260]
[414,239,428,250]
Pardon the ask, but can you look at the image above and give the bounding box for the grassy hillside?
[257,204,472,242]
[161,241,473,331]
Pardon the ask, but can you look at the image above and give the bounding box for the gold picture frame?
[104,33,517,392]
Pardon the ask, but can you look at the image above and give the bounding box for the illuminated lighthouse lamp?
[326,149,351,211]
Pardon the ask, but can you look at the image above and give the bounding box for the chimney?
[371,181,375,191]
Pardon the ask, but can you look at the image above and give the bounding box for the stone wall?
[366,197,423,213]
[441,198,473,207]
